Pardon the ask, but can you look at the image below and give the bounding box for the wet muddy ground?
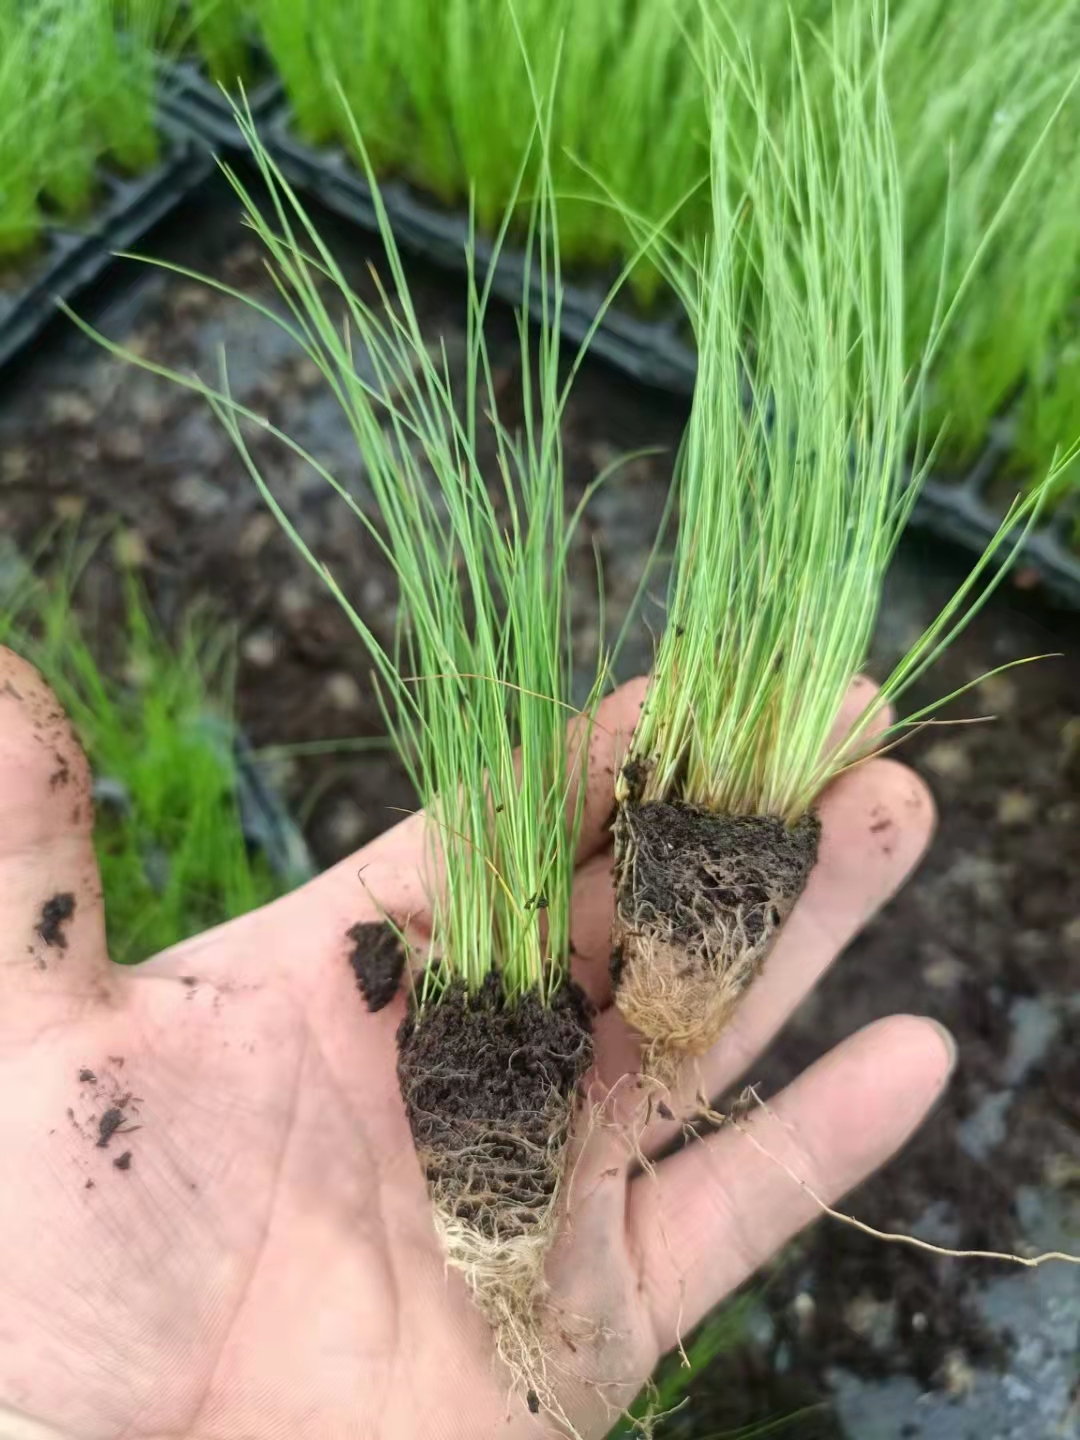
[0,172,1077,1438]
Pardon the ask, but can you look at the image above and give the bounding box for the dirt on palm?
[347,920,406,1012]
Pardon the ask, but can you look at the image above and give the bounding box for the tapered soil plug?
[397,976,592,1401]
[612,786,819,1069]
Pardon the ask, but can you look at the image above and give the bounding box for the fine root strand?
[413,1093,585,1431]
[722,1088,1080,1270]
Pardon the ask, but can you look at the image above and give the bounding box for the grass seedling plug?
[74,70,626,1418]
[610,7,1080,1077]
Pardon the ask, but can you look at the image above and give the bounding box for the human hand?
[0,649,952,1439]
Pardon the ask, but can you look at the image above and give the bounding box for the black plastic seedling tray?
[158,60,284,151]
[234,731,315,886]
[264,114,698,397]
[912,455,1080,612]
[0,136,213,378]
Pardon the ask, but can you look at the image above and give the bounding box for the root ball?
[397,976,593,1412]
[612,800,820,1064]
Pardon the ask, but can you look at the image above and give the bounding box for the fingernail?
[927,1019,958,1077]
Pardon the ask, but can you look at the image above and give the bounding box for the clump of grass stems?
[71,71,630,1416]
[0,534,281,963]
[607,5,1080,1069]
[83,99,607,1011]
[0,0,165,266]
[184,0,253,87]
[888,0,1080,464]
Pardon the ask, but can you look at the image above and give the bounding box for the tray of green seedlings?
[156,0,283,151]
[248,0,1080,601]
[0,0,213,375]
[253,0,700,395]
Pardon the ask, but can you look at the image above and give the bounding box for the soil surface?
[615,804,821,952]
[347,920,407,1012]
[398,976,592,1233]
[1,169,1078,1436]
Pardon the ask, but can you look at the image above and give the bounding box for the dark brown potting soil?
[613,803,821,967]
[36,891,75,949]
[347,920,406,1012]
[95,1108,125,1148]
[397,975,592,1235]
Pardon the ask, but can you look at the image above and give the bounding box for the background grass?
[247,0,1080,493]
[0,0,169,262]
[2,0,1079,497]
[0,537,282,964]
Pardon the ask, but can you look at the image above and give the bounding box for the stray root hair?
[728,1088,1080,1271]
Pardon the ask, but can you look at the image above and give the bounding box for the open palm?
[0,648,952,1440]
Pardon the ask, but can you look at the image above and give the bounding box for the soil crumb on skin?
[348,921,406,1012]
[618,757,650,804]
[612,802,820,1058]
[96,1108,125,1148]
[397,975,593,1235]
[37,892,75,949]
[78,1068,96,1083]
[113,1151,132,1171]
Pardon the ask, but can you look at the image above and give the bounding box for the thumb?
[0,647,113,1019]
